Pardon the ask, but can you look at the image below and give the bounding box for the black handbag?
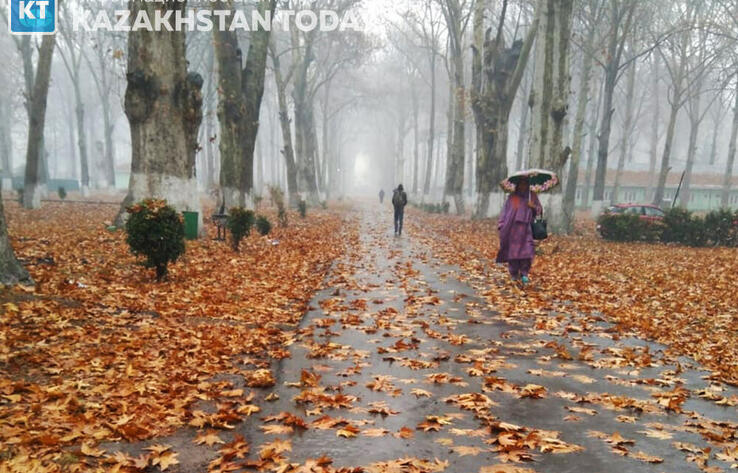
[531,214,548,241]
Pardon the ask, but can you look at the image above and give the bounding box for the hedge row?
[598,208,738,247]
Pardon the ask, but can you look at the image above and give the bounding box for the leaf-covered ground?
[1,201,737,473]
[1,200,355,472]
[410,211,738,385]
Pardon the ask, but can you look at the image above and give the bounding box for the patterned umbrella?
[500,169,559,193]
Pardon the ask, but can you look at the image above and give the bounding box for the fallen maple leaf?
[195,430,225,446]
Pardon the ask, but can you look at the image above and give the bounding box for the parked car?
[596,203,665,235]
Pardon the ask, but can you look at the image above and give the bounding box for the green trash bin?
[183,211,199,240]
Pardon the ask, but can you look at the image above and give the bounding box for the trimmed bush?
[256,215,272,236]
[298,200,307,218]
[227,207,255,251]
[58,187,67,200]
[599,207,738,247]
[417,202,450,214]
[125,199,185,281]
[597,213,663,243]
[661,208,706,247]
[703,208,738,247]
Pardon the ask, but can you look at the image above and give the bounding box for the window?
[624,206,642,215]
[644,207,664,217]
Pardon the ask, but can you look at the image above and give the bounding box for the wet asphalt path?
[226,205,738,473]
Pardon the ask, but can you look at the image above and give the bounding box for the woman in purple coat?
[496,177,543,284]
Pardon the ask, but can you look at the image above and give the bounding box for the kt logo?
[9,0,56,34]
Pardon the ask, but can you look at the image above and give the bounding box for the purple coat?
[496,191,543,263]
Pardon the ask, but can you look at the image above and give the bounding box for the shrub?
[268,186,288,227]
[227,207,255,251]
[125,199,185,281]
[661,208,706,246]
[17,189,23,204]
[298,200,307,218]
[256,215,272,236]
[703,208,738,247]
[58,187,67,200]
[417,202,451,214]
[597,213,663,243]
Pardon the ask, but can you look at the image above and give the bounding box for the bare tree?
[590,0,637,212]
[115,0,203,227]
[57,4,93,194]
[653,0,719,206]
[563,0,604,228]
[527,0,575,231]
[439,0,471,214]
[470,0,538,218]
[23,35,56,209]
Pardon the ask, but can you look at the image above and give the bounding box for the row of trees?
[2,0,738,273]
[378,0,738,231]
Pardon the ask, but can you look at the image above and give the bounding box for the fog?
[3,0,738,224]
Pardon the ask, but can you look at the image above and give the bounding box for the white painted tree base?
[538,193,566,233]
[486,193,506,219]
[128,172,204,236]
[80,186,90,198]
[590,200,606,218]
[23,184,43,209]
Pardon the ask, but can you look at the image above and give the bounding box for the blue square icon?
[9,0,56,34]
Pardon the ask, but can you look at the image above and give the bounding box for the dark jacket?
[392,188,407,209]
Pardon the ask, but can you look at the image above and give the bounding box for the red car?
[597,203,665,234]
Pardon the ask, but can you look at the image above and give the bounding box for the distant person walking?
[496,176,542,284]
[392,184,408,236]
[379,189,385,204]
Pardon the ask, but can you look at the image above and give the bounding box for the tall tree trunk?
[412,85,420,195]
[680,87,702,208]
[592,1,635,210]
[115,0,203,228]
[213,0,246,209]
[444,80,454,203]
[240,0,277,203]
[528,0,574,231]
[721,79,738,208]
[471,2,538,219]
[439,0,467,213]
[564,35,596,230]
[424,50,437,196]
[445,47,466,214]
[292,28,319,200]
[653,100,680,206]
[270,43,299,205]
[611,59,636,205]
[708,117,719,166]
[647,55,660,202]
[23,35,56,209]
[101,91,116,188]
[582,72,604,209]
[305,105,321,198]
[214,0,275,209]
[0,197,32,286]
[515,71,532,172]
[72,80,92,195]
[0,95,12,181]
